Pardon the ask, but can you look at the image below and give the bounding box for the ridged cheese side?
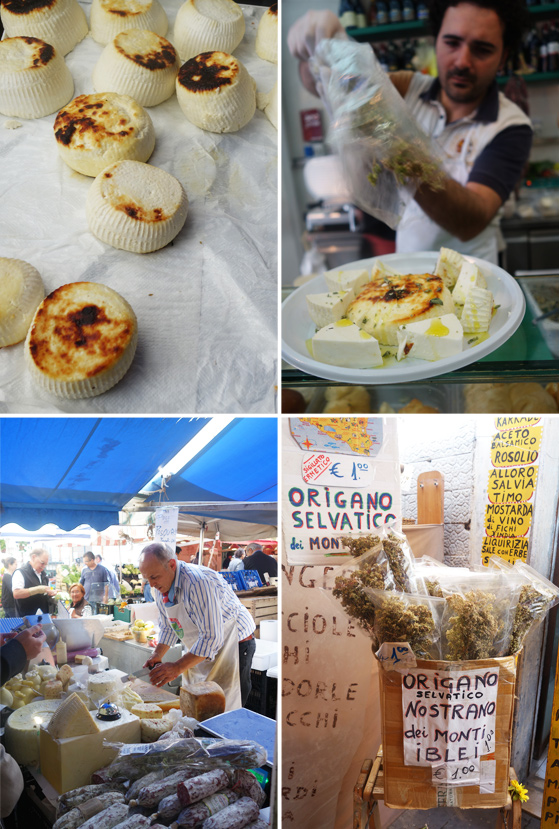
[0,38,74,119]
[90,0,168,45]
[0,258,44,347]
[257,79,277,130]
[92,30,180,107]
[86,159,188,253]
[176,51,255,133]
[173,0,245,62]
[0,0,88,57]
[255,4,277,63]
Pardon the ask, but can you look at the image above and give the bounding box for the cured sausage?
[137,769,199,808]
[154,792,182,823]
[200,797,259,829]
[176,769,230,807]
[53,793,125,829]
[80,802,129,829]
[173,790,239,827]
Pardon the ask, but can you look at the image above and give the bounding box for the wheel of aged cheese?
[4,700,61,767]
[92,29,180,107]
[0,37,74,119]
[0,258,44,348]
[176,51,255,133]
[173,0,245,62]
[89,0,168,46]
[255,2,277,63]
[86,159,188,253]
[54,92,155,177]
[0,0,88,57]
[25,282,138,399]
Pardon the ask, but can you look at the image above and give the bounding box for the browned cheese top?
[348,273,447,328]
[177,51,238,93]
[1,0,55,14]
[114,30,177,70]
[54,93,142,150]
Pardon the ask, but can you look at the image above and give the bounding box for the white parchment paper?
[0,3,277,413]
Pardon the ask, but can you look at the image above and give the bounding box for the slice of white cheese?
[0,258,44,347]
[452,260,487,305]
[47,693,101,738]
[312,319,383,368]
[460,286,494,333]
[434,247,464,290]
[173,0,246,63]
[397,313,464,362]
[370,261,401,281]
[306,289,354,329]
[324,268,370,295]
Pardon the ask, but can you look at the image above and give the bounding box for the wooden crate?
[239,596,277,638]
[379,655,517,810]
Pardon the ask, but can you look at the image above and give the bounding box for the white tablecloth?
[0,2,277,413]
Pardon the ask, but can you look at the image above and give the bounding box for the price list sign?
[482,417,544,566]
[154,505,179,547]
[542,646,559,827]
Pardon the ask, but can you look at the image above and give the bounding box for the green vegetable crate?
[113,606,131,623]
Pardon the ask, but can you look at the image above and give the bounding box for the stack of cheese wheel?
[0,37,74,118]
[173,0,245,62]
[0,258,44,348]
[176,51,255,133]
[89,0,168,45]
[0,0,88,56]
[92,30,180,107]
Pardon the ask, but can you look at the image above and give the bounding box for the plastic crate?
[237,570,263,590]
[219,571,239,591]
[245,668,277,719]
[113,606,131,623]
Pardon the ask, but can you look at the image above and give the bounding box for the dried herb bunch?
[341,534,381,558]
[367,141,446,191]
[383,531,413,592]
[426,579,444,598]
[332,563,386,637]
[508,585,550,655]
[375,595,436,659]
[444,590,504,661]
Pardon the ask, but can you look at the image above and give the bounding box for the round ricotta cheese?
[0,258,44,348]
[54,92,155,177]
[176,50,255,133]
[0,37,74,119]
[92,29,180,107]
[89,0,168,46]
[86,159,188,253]
[25,281,138,399]
[255,3,277,63]
[0,0,88,57]
[173,0,245,63]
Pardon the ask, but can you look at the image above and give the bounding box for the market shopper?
[80,551,112,612]
[243,543,278,584]
[95,553,120,597]
[227,549,246,572]
[287,0,533,263]
[11,549,55,617]
[139,543,256,708]
[68,583,91,618]
[1,557,18,617]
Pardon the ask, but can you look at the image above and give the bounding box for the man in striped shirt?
[140,543,256,708]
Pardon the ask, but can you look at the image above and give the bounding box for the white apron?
[162,595,242,711]
[396,124,500,264]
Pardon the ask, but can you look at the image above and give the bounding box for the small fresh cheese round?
[25,282,138,399]
[0,0,88,57]
[86,160,188,253]
[255,2,277,63]
[176,51,255,133]
[0,258,44,348]
[92,30,180,107]
[173,0,245,62]
[0,37,74,119]
[89,0,168,46]
[54,92,155,177]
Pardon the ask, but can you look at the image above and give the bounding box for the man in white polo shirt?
[288,0,533,263]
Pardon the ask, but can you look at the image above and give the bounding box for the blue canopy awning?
[0,418,277,532]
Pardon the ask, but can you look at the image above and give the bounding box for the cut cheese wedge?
[176,51,255,133]
[306,289,354,329]
[92,29,180,107]
[451,259,487,305]
[0,0,88,57]
[86,159,188,253]
[0,37,74,119]
[0,258,44,347]
[434,247,464,290]
[370,260,402,281]
[397,313,464,362]
[324,267,369,295]
[25,282,138,399]
[47,693,100,738]
[54,92,155,178]
[255,2,277,63]
[312,319,383,369]
[460,285,494,333]
[90,0,168,46]
[173,0,245,63]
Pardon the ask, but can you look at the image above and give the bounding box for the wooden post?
[541,642,559,827]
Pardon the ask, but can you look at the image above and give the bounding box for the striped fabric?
[154,561,255,659]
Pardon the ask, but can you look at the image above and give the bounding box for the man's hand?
[45,587,56,597]
[287,10,344,63]
[147,661,182,688]
[15,626,46,660]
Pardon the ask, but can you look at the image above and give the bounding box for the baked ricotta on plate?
[0,37,74,119]
[255,2,277,63]
[25,282,138,399]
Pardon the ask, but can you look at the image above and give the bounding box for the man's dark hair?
[428,0,530,55]
[83,551,95,562]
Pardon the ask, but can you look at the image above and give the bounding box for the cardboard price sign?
[542,645,559,827]
[154,506,179,546]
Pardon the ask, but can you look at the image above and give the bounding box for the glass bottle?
[339,0,357,29]
[389,0,402,23]
[353,0,368,29]
[416,1,429,20]
[376,1,389,25]
[402,0,415,21]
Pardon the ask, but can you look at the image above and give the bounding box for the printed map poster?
[283,418,400,565]
[481,418,543,566]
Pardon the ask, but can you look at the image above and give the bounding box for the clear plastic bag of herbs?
[362,589,445,659]
[486,556,559,655]
[413,557,473,599]
[440,572,519,661]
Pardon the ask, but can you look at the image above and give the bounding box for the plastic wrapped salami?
[363,589,445,659]
[309,38,445,229]
[173,790,240,827]
[200,797,260,829]
[177,770,232,807]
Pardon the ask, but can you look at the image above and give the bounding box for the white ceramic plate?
[282,252,526,384]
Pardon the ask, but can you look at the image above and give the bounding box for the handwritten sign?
[376,642,417,670]
[432,759,481,786]
[401,667,499,766]
[154,506,179,546]
[302,452,373,488]
[542,644,559,828]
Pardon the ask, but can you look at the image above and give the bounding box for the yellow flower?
[508,780,529,802]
